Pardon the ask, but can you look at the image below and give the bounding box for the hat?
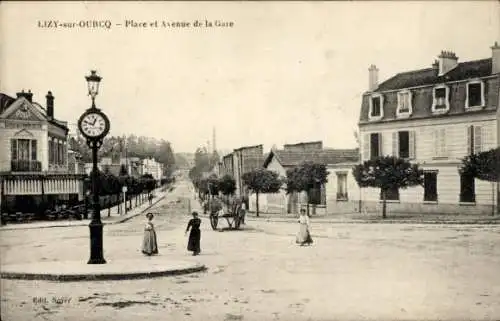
[146,212,154,219]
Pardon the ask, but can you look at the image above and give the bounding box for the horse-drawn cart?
[207,197,246,230]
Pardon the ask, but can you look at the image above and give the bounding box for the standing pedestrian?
[185,211,201,256]
[148,193,153,205]
[142,212,159,256]
[296,208,313,246]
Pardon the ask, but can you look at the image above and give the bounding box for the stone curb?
[0,264,207,282]
[0,193,168,231]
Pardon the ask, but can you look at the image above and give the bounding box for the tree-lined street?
[1,177,499,321]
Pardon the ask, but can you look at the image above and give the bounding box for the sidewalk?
[242,212,500,225]
[0,188,169,231]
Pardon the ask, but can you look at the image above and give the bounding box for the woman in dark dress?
[185,211,201,256]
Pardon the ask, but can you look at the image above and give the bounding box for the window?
[399,131,410,158]
[393,130,416,159]
[459,173,475,203]
[10,139,37,161]
[336,172,348,200]
[371,97,381,117]
[397,90,412,115]
[432,85,450,113]
[369,133,382,159]
[467,125,482,155]
[380,186,399,201]
[466,81,484,108]
[424,171,438,202]
[369,94,384,120]
[433,128,447,158]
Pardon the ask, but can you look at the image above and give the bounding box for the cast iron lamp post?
[78,70,110,264]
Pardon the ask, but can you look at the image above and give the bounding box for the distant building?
[142,157,163,181]
[260,141,359,214]
[232,144,264,199]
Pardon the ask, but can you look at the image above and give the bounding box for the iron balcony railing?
[11,160,42,172]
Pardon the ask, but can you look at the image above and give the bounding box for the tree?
[218,174,236,196]
[285,162,329,215]
[353,155,423,219]
[460,147,500,215]
[242,168,282,217]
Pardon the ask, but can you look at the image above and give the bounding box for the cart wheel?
[210,215,218,230]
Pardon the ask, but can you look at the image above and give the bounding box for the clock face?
[79,112,108,138]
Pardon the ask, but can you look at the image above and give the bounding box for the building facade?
[0,90,85,215]
[358,43,500,215]
[232,144,264,200]
[260,141,360,215]
[141,157,163,181]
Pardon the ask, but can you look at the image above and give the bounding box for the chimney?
[492,41,500,74]
[46,91,54,119]
[368,65,379,91]
[16,89,33,102]
[432,59,439,71]
[438,50,458,75]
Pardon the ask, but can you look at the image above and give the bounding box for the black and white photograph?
[0,1,499,320]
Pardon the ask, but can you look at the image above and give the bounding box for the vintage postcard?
[0,1,499,320]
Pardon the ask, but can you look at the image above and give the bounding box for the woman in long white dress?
[296,209,313,246]
[142,212,158,256]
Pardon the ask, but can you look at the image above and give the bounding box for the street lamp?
[78,70,111,264]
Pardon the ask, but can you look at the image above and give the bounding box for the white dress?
[296,215,313,245]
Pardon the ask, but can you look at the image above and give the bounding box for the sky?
[1,1,499,154]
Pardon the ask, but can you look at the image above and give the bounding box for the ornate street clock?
[78,109,110,140]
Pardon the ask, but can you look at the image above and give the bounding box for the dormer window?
[368,93,384,121]
[465,80,485,109]
[396,90,412,117]
[432,85,450,113]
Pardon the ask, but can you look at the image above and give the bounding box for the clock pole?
[78,70,110,265]
[88,138,106,264]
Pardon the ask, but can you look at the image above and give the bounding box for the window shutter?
[363,134,369,161]
[433,129,438,157]
[440,128,446,156]
[392,132,399,157]
[466,126,473,155]
[378,133,383,156]
[409,130,416,159]
[474,125,482,154]
[11,139,17,160]
[31,140,37,161]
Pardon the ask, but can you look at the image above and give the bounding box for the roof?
[359,57,499,124]
[233,144,263,152]
[376,58,492,92]
[0,92,69,132]
[263,148,359,168]
[0,93,15,113]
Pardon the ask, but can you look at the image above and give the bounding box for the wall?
[358,112,497,214]
[325,164,361,214]
[360,112,497,162]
